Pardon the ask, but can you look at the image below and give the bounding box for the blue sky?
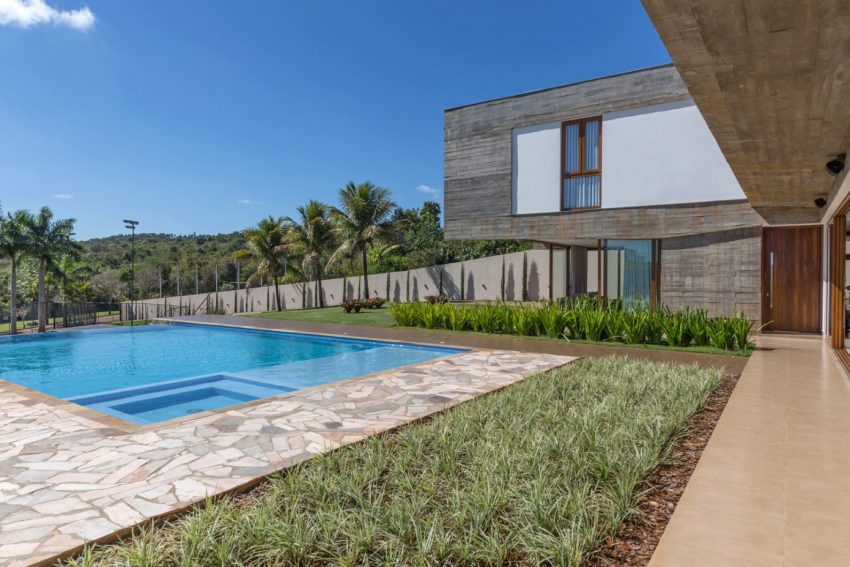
[0,1,670,240]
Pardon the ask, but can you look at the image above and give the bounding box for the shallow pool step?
[68,374,295,425]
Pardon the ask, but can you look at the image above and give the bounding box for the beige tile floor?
[649,334,850,567]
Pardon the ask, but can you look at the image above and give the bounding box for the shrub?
[606,310,626,342]
[419,303,443,329]
[470,303,500,334]
[388,303,419,326]
[707,318,735,350]
[661,310,692,347]
[645,310,665,344]
[623,310,650,344]
[447,305,472,332]
[388,300,757,351]
[729,313,757,351]
[364,297,385,309]
[578,308,608,342]
[424,295,448,305]
[539,303,566,339]
[687,308,710,346]
[341,299,361,313]
[511,305,538,336]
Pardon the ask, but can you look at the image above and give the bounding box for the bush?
[424,295,448,304]
[388,303,420,326]
[364,297,385,309]
[341,297,385,312]
[341,299,362,313]
[388,300,757,352]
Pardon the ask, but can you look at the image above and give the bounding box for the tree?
[90,270,123,303]
[24,207,81,332]
[0,210,32,334]
[286,201,335,308]
[235,217,291,311]
[329,181,395,299]
[48,255,96,302]
[394,201,447,268]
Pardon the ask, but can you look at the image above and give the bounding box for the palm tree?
[48,255,96,302]
[329,181,395,299]
[24,207,81,332]
[235,216,291,311]
[0,210,32,335]
[286,201,335,308]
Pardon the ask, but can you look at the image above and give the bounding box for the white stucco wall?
[602,100,744,208]
[512,122,561,214]
[511,100,745,213]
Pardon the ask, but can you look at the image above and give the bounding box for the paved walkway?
[650,335,850,566]
[0,325,571,566]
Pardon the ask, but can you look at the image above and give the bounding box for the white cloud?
[417,184,439,195]
[0,0,95,31]
[237,198,258,205]
[51,193,73,200]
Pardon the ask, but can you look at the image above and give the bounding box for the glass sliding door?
[601,239,661,306]
[550,246,569,301]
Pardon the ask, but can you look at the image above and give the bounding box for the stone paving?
[0,343,573,566]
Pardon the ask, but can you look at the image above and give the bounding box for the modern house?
[444,65,770,324]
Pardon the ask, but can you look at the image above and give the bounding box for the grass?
[250,306,750,356]
[68,356,721,566]
[248,306,395,327]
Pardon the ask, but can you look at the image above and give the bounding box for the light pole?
[123,219,139,325]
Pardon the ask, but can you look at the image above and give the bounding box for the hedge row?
[389,297,757,351]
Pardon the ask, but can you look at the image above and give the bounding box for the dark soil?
[589,373,740,566]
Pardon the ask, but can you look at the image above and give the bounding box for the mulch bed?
[589,372,740,566]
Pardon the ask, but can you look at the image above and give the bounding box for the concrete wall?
[125,250,551,317]
[124,241,761,323]
[660,227,761,321]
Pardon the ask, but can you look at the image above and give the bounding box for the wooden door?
[762,226,822,333]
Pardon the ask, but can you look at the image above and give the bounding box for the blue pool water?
[0,323,463,424]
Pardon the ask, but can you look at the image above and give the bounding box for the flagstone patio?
[0,340,572,567]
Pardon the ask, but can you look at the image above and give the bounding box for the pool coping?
[0,320,478,433]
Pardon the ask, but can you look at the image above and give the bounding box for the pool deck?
[0,318,572,566]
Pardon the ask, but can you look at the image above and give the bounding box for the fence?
[0,302,122,335]
[122,250,551,318]
[121,301,191,321]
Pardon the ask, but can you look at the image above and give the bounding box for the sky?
[0,0,671,240]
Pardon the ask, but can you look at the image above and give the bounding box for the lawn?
[249,306,750,356]
[69,356,721,566]
[247,306,395,327]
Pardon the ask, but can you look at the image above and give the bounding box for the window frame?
[598,238,662,308]
[560,116,603,211]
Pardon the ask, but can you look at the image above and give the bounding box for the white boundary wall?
[125,250,550,318]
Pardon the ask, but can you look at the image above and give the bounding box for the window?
[561,117,602,210]
[600,239,661,307]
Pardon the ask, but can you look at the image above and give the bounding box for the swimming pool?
[0,323,464,424]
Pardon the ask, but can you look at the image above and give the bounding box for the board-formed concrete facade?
[444,65,765,320]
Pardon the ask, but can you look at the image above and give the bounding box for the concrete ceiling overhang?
[642,0,850,224]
